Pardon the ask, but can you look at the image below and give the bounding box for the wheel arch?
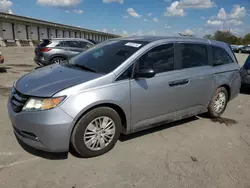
[69,103,128,142]
[49,54,68,62]
[219,84,231,100]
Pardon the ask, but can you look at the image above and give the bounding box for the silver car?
[34,38,94,66]
[8,36,241,157]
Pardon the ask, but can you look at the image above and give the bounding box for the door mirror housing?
[134,67,156,79]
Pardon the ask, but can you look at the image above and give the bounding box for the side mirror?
[134,67,156,79]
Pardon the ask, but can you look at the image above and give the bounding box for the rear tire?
[71,107,122,158]
[51,57,65,64]
[207,87,228,118]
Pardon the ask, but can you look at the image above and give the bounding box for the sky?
[0,0,249,37]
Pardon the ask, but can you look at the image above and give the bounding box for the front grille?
[10,88,29,113]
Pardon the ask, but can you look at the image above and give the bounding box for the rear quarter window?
[212,46,234,66]
[179,43,208,69]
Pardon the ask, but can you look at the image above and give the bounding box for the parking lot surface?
[0,47,250,188]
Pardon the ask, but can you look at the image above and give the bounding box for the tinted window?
[38,39,51,47]
[180,43,208,68]
[79,41,93,49]
[68,41,81,48]
[136,44,174,74]
[212,46,233,65]
[57,41,70,47]
[68,40,148,74]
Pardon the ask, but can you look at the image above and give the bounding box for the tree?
[202,30,249,45]
[244,33,250,45]
[204,34,214,40]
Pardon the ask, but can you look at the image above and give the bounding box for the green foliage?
[204,34,214,40]
[203,30,250,45]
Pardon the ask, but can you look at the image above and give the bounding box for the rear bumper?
[34,56,49,66]
[8,99,74,152]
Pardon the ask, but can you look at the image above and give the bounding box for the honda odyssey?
[8,36,241,157]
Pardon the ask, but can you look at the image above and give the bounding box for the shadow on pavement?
[119,116,199,142]
[0,67,11,73]
[240,85,250,95]
[15,135,68,160]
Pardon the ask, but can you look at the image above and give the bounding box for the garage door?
[64,31,69,38]
[50,28,56,38]
[15,24,27,40]
[57,30,63,38]
[39,28,48,39]
[30,26,38,40]
[2,22,14,40]
[70,31,75,38]
[75,32,80,38]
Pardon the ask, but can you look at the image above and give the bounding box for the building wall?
[0,14,119,46]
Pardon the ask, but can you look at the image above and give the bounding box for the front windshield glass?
[68,40,148,74]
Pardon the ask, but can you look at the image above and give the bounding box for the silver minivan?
[8,36,241,157]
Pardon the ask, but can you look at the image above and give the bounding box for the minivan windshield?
[67,40,148,74]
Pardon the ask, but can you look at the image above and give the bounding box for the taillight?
[39,47,52,52]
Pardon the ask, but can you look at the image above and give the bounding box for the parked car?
[8,36,241,157]
[0,51,4,64]
[240,55,250,87]
[87,39,98,44]
[238,46,250,54]
[230,45,238,52]
[233,45,245,53]
[34,38,94,66]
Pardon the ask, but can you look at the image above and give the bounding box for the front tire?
[71,107,122,158]
[207,87,228,118]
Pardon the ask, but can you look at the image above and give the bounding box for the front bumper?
[8,100,74,152]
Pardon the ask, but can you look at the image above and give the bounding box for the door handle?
[169,79,189,87]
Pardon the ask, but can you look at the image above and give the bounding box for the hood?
[15,64,103,97]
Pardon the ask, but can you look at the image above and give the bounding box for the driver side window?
[136,43,175,74]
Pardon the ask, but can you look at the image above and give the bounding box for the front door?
[130,42,214,131]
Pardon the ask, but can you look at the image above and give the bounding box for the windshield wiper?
[70,64,97,73]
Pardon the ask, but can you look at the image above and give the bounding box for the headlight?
[23,96,66,111]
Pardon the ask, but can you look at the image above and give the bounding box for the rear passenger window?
[212,46,233,65]
[79,41,93,49]
[180,43,208,68]
[68,41,81,48]
[137,43,174,74]
[57,41,70,47]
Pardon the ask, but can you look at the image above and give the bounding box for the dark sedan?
[238,46,250,54]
